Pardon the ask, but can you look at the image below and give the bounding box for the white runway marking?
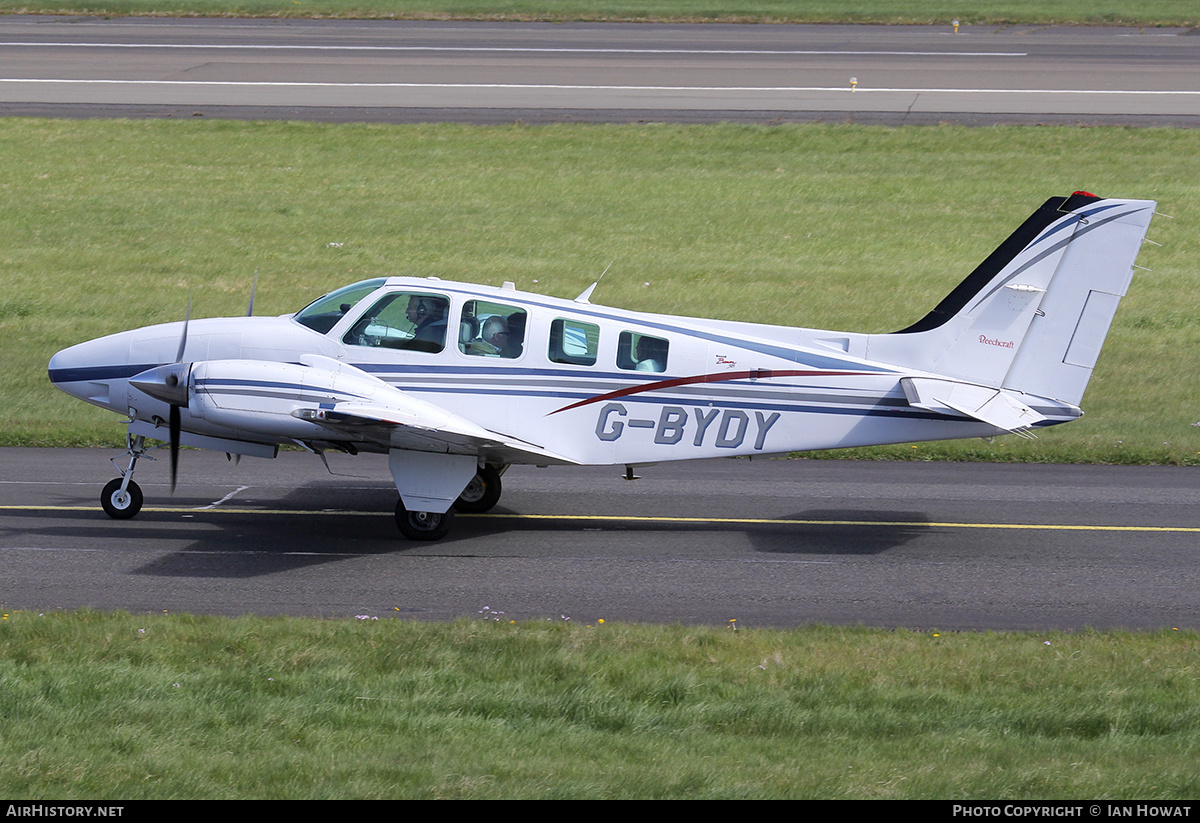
[196,485,251,510]
[0,41,1028,57]
[0,546,102,552]
[1,79,1195,96]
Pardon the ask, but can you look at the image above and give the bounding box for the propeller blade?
[169,404,180,492]
[175,293,191,364]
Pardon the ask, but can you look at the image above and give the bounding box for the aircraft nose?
[47,333,136,410]
[49,341,94,390]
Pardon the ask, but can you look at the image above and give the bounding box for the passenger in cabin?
[460,301,526,359]
[635,335,668,372]
[503,312,526,358]
[478,315,509,356]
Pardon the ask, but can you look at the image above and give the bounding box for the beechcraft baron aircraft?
[49,193,1157,540]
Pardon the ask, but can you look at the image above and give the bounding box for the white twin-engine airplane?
[49,192,1157,540]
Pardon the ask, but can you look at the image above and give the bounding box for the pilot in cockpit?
[405,295,448,349]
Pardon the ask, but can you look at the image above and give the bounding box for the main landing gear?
[452,463,503,514]
[395,463,505,541]
[394,498,452,541]
[101,434,149,519]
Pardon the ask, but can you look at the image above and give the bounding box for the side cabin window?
[342,291,450,353]
[459,300,527,359]
[618,331,669,373]
[548,318,599,366]
[294,278,386,334]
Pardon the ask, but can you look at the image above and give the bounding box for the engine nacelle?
[187,358,414,438]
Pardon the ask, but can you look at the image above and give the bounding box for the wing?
[184,355,578,465]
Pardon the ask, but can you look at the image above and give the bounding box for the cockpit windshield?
[293,278,387,334]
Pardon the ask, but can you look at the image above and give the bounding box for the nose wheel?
[101,477,143,519]
[100,432,148,520]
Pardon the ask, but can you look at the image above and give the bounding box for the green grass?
[2,610,1200,799]
[0,0,1196,25]
[5,119,1198,462]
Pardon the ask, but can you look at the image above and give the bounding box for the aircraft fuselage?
[49,276,1049,468]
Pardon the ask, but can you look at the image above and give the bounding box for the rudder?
[1000,196,1156,405]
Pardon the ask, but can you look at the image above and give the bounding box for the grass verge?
[5,119,1198,463]
[2,609,1199,798]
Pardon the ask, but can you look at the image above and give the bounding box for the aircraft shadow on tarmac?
[21,499,932,581]
[744,510,931,556]
[454,507,933,557]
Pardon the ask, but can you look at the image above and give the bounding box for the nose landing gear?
[101,433,148,519]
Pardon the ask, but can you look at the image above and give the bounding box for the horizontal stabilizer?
[901,377,1046,436]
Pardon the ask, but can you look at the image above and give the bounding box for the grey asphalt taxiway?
[2,448,1198,630]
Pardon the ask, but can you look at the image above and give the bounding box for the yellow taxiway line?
[4,505,1200,533]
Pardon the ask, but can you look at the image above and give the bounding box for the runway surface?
[3,447,1198,630]
[0,16,1198,125]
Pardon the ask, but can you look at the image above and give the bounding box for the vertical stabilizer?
[867,194,1156,408]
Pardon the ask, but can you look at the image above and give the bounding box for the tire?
[452,464,503,514]
[101,478,143,520]
[395,498,452,541]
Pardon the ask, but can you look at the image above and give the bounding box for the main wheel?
[101,478,143,520]
[395,498,452,541]
[453,464,503,514]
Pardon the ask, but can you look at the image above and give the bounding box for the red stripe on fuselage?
[548,369,871,415]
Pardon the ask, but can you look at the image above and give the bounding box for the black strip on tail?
[893,192,1101,335]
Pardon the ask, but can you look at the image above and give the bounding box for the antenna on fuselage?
[574,261,614,304]
[246,270,258,317]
